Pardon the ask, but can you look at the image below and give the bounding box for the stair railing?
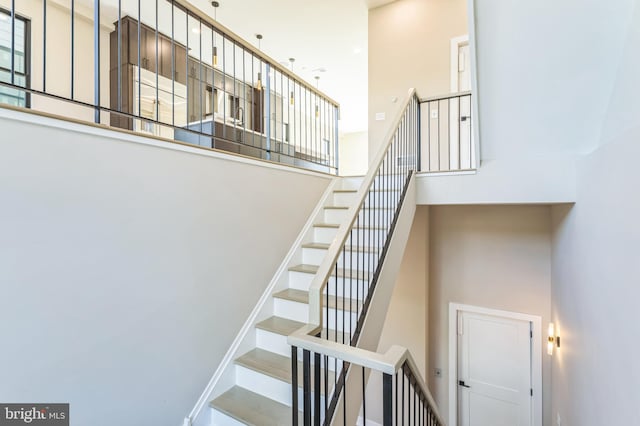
[288,88,443,425]
[288,335,446,425]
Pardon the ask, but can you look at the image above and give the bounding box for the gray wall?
[550,3,640,425]
[0,110,331,426]
[428,205,552,425]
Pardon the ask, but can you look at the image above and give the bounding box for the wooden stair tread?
[210,386,299,426]
[235,348,334,392]
[313,222,340,228]
[301,242,379,253]
[288,264,367,280]
[273,288,359,312]
[256,316,306,336]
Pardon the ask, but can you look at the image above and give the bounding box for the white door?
[457,311,532,426]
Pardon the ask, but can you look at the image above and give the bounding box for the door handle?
[461,116,470,122]
[458,380,471,388]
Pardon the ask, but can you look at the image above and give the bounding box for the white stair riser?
[211,409,246,426]
[347,230,388,247]
[338,251,378,271]
[357,209,395,227]
[288,270,368,296]
[236,366,292,406]
[339,177,363,190]
[362,193,401,208]
[324,208,349,223]
[302,247,328,266]
[332,192,358,206]
[302,246,378,270]
[235,366,329,412]
[255,329,345,373]
[273,298,357,332]
[313,227,338,244]
[256,328,300,358]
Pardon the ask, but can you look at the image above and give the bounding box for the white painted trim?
[184,178,339,425]
[0,106,333,179]
[466,0,482,168]
[448,303,543,426]
[450,35,470,93]
[416,169,476,177]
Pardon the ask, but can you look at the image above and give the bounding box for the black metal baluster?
[138,0,142,121]
[350,228,355,343]
[402,369,405,426]
[314,352,321,426]
[303,349,311,426]
[170,2,174,127]
[395,371,398,426]
[292,346,299,425]
[43,0,46,91]
[362,366,367,425]
[155,0,159,128]
[70,0,74,98]
[382,372,392,426]
[324,354,328,423]
[222,35,226,140]
[93,0,100,124]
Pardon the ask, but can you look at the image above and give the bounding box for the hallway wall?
[0,109,331,426]
[428,205,552,425]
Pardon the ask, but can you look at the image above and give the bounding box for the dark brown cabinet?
[109,16,188,131]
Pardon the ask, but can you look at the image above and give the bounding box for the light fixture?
[212,2,219,66]
[547,322,560,355]
[256,72,263,91]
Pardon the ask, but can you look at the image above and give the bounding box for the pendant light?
[211,3,220,66]
[256,35,263,91]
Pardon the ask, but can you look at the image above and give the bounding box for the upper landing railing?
[0,0,340,174]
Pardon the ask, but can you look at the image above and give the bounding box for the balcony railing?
[0,0,340,174]
[420,91,475,172]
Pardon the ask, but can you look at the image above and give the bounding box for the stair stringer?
[185,177,340,426]
[329,174,417,426]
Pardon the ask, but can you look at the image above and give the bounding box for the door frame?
[448,303,542,426]
[450,35,470,93]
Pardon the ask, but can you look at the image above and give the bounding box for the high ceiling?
[186,0,370,134]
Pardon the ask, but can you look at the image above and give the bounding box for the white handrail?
[306,88,418,330]
[288,326,446,425]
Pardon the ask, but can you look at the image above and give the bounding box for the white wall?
[428,205,552,425]
[473,0,633,160]
[338,131,368,176]
[368,0,467,161]
[0,109,331,426]
[550,2,640,425]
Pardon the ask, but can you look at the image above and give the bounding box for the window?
[0,8,30,107]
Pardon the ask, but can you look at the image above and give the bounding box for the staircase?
[207,177,364,425]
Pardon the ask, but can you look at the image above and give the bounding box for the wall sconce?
[256,72,263,91]
[547,322,560,355]
[213,46,218,66]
